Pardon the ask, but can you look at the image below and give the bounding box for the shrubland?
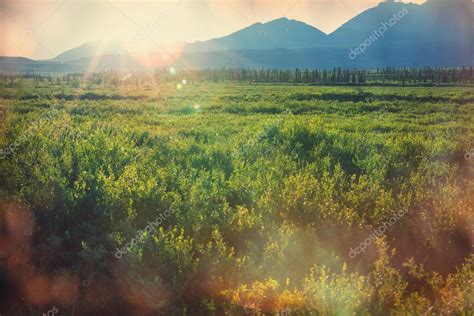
[0,78,473,315]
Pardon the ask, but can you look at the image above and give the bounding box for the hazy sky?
[0,0,426,60]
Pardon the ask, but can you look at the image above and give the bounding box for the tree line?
[175,67,473,85]
[0,67,473,86]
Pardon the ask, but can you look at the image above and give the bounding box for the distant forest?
[2,67,473,86]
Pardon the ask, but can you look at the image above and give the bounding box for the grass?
[0,79,473,315]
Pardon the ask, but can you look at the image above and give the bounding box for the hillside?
[1,0,472,72]
[183,17,328,53]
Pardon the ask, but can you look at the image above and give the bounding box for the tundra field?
[0,77,473,315]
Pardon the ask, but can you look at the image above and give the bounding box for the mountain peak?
[184,17,328,53]
[265,17,290,23]
[377,1,404,5]
[248,17,303,29]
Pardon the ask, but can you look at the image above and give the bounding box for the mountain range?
[1,0,472,72]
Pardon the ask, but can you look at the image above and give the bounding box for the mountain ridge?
[1,0,472,71]
[42,0,474,63]
[182,17,329,54]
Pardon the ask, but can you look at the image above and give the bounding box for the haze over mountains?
[182,18,328,53]
[1,0,472,72]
